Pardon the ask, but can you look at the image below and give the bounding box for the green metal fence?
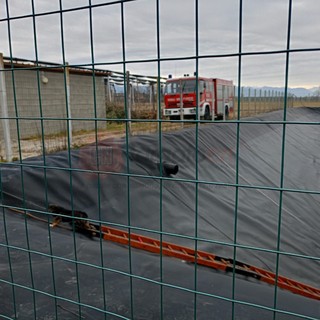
[0,0,319,319]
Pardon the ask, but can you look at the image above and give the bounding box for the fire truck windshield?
[165,80,198,94]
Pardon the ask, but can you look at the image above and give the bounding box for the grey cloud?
[0,0,319,87]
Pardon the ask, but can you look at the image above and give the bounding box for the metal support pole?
[135,81,139,105]
[107,75,112,103]
[0,53,12,161]
[149,82,152,105]
[65,63,72,145]
[179,79,184,127]
[131,83,134,107]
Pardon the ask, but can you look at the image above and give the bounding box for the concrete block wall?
[70,73,106,133]
[1,68,106,141]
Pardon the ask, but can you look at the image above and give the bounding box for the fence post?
[149,82,152,106]
[126,71,132,134]
[135,81,139,106]
[248,87,251,117]
[65,63,72,145]
[268,90,271,111]
[254,88,257,115]
[239,87,245,118]
[131,83,134,108]
[259,89,261,114]
[0,53,13,161]
[151,82,155,112]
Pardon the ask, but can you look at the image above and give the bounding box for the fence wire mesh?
[0,0,319,319]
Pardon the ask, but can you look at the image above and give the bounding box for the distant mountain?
[112,83,319,97]
[237,86,319,97]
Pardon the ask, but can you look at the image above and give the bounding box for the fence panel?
[0,1,319,320]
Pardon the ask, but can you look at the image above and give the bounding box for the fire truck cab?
[163,75,234,120]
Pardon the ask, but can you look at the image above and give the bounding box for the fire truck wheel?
[204,106,210,120]
[225,105,229,119]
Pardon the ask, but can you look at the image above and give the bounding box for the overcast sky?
[0,0,319,88]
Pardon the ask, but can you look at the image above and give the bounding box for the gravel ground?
[2,122,185,161]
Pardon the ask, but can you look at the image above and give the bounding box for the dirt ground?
[5,122,186,160]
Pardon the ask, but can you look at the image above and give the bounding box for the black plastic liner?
[1,107,319,319]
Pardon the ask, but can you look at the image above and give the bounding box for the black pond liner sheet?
[1,107,320,319]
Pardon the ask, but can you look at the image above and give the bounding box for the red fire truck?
[163,75,234,120]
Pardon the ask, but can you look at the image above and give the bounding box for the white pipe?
[0,53,12,161]
[65,63,72,145]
